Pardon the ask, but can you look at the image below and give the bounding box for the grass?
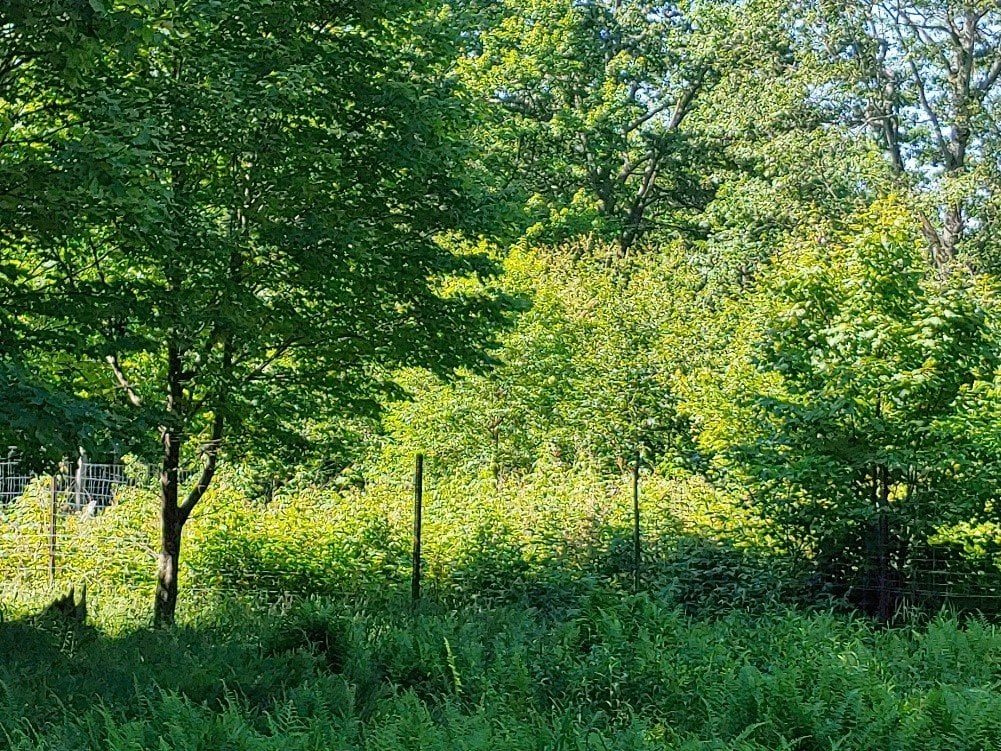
[3,469,1001,749]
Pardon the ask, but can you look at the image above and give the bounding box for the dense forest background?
[9,2,1001,749]
[6,0,1001,623]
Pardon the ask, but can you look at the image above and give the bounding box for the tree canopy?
[6,0,1001,621]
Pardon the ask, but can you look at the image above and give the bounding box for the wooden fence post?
[412,453,424,605]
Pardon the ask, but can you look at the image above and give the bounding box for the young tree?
[11,0,512,624]
[686,201,1001,616]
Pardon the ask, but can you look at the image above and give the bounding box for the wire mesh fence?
[3,459,1001,617]
[0,457,190,512]
[56,462,129,512]
[1,458,131,511]
[0,460,32,505]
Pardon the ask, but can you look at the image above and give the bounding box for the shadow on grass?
[388,525,828,621]
[5,539,1001,751]
[0,516,819,730]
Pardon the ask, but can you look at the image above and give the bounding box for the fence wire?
[4,463,1001,614]
[0,460,33,505]
[0,458,192,512]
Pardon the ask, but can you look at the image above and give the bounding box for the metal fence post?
[75,450,86,510]
[412,453,424,605]
[633,453,641,594]
[49,474,58,584]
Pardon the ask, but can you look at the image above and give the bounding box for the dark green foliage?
[0,364,117,472]
[5,595,1001,750]
[4,462,1001,748]
[647,536,812,616]
[686,201,1001,615]
[6,0,1001,652]
[37,586,87,623]
[1,0,520,622]
[262,604,351,674]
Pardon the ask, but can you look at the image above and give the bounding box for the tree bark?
[153,411,223,626]
[152,328,227,625]
[154,493,182,626]
[154,427,183,627]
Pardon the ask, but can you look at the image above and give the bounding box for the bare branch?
[624,100,671,135]
[106,353,143,408]
[618,152,651,182]
[667,72,705,131]
[905,54,952,167]
[978,55,1001,95]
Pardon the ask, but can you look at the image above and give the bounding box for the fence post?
[411,453,424,606]
[75,449,86,510]
[49,474,58,585]
[632,453,641,594]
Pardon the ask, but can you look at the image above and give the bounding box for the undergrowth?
[3,470,1001,748]
[0,467,796,623]
[2,596,1001,750]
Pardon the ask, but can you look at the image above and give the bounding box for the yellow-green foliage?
[6,469,1001,750]
[182,465,735,601]
[0,482,158,619]
[931,520,1001,561]
[381,245,701,478]
[1,465,777,624]
[183,483,411,597]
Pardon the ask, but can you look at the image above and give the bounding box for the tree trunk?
[152,411,223,626]
[152,333,225,626]
[154,429,183,627]
[155,494,183,627]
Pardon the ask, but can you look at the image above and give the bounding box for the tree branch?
[179,409,223,522]
[905,55,951,168]
[978,54,1001,95]
[624,100,671,135]
[106,354,143,408]
[667,72,705,131]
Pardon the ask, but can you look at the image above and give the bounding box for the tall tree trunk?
[152,328,227,625]
[153,413,224,627]
[155,498,183,626]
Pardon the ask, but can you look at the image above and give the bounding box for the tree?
[10,0,512,625]
[457,0,733,256]
[0,0,150,469]
[669,0,898,294]
[799,0,1001,269]
[382,243,695,480]
[684,200,1001,616]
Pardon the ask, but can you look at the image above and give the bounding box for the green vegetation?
[0,424,993,751]
[0,464,773,614]
[6,599,1001,750]
[7,0,1001,747]
[1,0,515,623]
[4,475,1001,750]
